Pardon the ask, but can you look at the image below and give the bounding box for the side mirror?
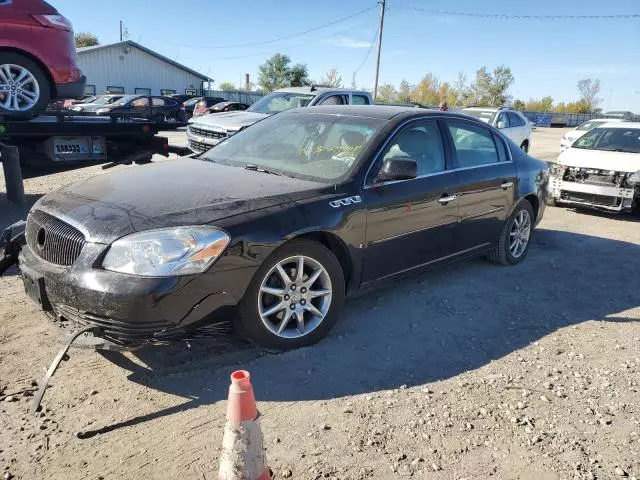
[377,158,418,182]
[497,121,507,129]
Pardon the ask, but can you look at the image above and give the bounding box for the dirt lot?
[1,128,639,480]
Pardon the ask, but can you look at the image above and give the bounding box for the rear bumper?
[55,75,87,100]
[550,175,635,212]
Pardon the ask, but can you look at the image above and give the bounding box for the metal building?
[76,40,210,97]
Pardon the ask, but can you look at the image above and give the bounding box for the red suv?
[0,0,86,118]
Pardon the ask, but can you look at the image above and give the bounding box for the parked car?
[169,93,197,104]
[187,86,373,152]
[560,118,627,151]
[17,106,548,350]
[549,122,640,212]
[460,107,532,152]
[95,95,184,122]
[190,96,227,117]
[0,0,85,118]
[69,94,124,112]
[194,101,250,117]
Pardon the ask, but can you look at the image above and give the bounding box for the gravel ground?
[1,128,639,480]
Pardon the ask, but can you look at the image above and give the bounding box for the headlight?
[102,227,230,276]
[627,170,640,186]
[96,108,110,115]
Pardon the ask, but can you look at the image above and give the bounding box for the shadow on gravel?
[85,227,639,436]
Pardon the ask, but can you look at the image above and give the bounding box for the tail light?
[33,14,73,31]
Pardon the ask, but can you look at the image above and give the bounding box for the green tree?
[289,63,310,87]
[512,99,526,111]
[258,53,293,92]
[320,68,343,88]
[472,66,514,107]
[376,83,398,103]
[75,32,99,48]
[397,80,412,103]
[454,71,473,106]
[577,78,601,112]
[524,96,554,112]
[219,82,235,91]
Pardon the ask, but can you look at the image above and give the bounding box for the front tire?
[486,200,534,266]
[0,53,51,119]
[237,239,345,351]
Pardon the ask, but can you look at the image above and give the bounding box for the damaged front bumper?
[0,220,26,275]
[17,241,244,349]
[549,174,636,212]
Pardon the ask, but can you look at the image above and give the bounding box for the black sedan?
[16,106,549,351]
[95,95,184,122]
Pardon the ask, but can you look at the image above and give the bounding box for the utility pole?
[119,20,123,42]
[373,0,386,101]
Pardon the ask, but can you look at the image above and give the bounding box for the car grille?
[188,126,227,140]
[26,210,85,266]
[189,139,210,152]
[560,191,621,207]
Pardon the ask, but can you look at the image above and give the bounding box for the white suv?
[460,107,532,152]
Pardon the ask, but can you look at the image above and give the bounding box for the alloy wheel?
[257,255,332,339]
[509,209,531,258]
[0,64,40,112]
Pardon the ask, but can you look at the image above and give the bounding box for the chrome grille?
[188,126,227,140]
[189,139,210,152]
[26,210,85,266]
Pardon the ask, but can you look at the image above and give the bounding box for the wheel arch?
[291,231,353,292]
[0,47,56,97]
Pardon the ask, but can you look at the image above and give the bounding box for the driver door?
[362,119,461,283]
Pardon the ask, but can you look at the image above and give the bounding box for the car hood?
[189,111,268,131]
[34,158,326,244]
[557,148,640,172]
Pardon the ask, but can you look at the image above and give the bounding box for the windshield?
[461,109,497,124]
[110,95,139,107]
[183,97,202,107]
[201,112,384,182]
[572,127,640,153]
[248,92,315,114]
[576,120,607,131]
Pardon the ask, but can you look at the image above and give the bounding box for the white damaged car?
[548,122,640,212]
[560,118,627,151]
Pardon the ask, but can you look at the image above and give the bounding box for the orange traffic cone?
[218,370,270,480]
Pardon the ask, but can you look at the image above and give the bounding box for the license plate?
[53,137,89,157]
[21,268,51,311]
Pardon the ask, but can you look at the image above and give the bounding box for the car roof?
[284,104,483,121]
[597,121,640,129]
[274,86,370,96]
[461,107,500,112]
[581,118,626,123]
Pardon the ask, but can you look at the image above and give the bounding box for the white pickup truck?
[186,86,373,153]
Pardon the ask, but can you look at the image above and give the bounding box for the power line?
[401,7,640,20]
[353,26,380,77]
[157,6,376,50]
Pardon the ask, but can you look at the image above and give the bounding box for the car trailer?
[1,111,190,205]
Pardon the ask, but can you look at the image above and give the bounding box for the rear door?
[443,119,517,251]
[362,118,460,283]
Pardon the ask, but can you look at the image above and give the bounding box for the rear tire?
[0,52,51,119]
[486,200,534,266]
[237,239,345,351]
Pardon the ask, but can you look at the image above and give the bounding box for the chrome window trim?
[363,114,513,188]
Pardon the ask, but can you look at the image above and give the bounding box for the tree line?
[71,37,603,114]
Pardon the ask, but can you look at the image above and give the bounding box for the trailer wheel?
[0,52,51,119]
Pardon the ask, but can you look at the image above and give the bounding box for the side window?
[152,97,166,106]
[352,95,370,105]
[380,121,446,177]
[446,120,500,168]
[132,97,149,107]
[508,112,523,127]
[496,112,510,129]
[493,134,509,162]
[318,95,345,106]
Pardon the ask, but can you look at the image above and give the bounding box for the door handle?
[500,181,514,189]
[438,194,458,204]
